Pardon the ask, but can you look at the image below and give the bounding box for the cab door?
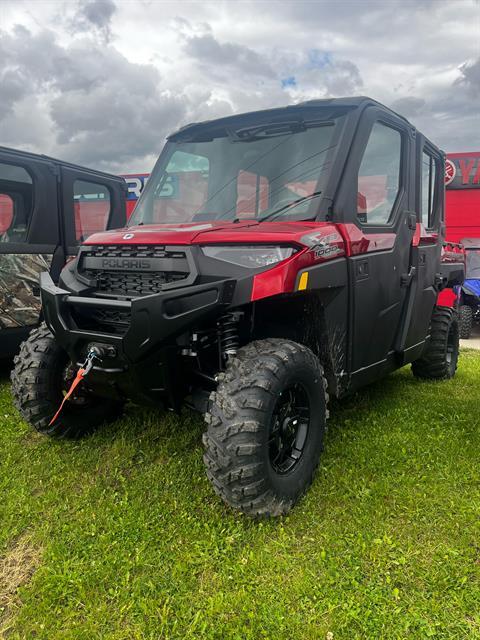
[60,166,126,256]
[395,137,444,355]
[0,149,63,353]
[334,107,417,385]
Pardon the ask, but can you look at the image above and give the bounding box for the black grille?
[85,269,188,297]
[72,307,131,335]
[86,245,184,260]
[80,244,190,298]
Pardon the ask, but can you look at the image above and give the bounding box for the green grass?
[0,352,479,640]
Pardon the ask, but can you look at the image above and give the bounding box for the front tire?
[412,306,459,380]
[203,339,328,517]
[11,323,123,438]
[459,304,473,339]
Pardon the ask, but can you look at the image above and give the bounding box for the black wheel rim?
[268,383,310,475]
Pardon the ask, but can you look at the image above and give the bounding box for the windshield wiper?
[257,191,323,223]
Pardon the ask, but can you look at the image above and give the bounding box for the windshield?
[129,112,345,226]
[466,249,480,279]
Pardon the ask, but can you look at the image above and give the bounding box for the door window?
[73,180,111,241]
[0,163,33,242]
[357,122,402,225]
[421,151,437,228]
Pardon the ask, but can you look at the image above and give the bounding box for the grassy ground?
[0,353,479,640]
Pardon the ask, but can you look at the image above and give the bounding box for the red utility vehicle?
[12,98,464,517]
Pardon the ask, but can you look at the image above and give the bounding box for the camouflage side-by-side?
[0,254,52,328]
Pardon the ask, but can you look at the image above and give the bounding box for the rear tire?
[203,339,328,517]
[459,304,473,339]
[411,307,459,380]
[11,323,123,438]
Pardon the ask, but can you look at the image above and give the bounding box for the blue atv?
[459,238,480,339]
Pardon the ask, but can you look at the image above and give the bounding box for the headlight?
[201,245,296,268]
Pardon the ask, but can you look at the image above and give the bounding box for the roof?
[0,145,123,182]
[168,96,413,141]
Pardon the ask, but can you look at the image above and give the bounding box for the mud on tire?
[411,306,459,380]
[203,339,328,517]
[459,304,473,340]
[11,323,123,438]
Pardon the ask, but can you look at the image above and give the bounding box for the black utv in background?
[12,97,465,517]
[0,147,126,357]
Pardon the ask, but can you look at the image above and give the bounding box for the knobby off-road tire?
[203,339,328,517]
[459,304,473,339]
[411,306,459,380]
[11,323,123,438]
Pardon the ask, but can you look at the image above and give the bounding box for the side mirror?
[0,195,14,235]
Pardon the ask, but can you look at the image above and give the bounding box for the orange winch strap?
[48,367,86,426]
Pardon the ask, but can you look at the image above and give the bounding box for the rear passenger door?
[0,150,62,334]
[398,138,444,351]
[60,167,126,255]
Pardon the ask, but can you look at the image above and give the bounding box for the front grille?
[72,307,131,336]
[79,244,190,298]
[86,245,183,259]
[87,269,188,297]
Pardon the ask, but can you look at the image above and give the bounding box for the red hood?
[84,220,334,246]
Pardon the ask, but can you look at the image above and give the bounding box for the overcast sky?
[0,0,479,174]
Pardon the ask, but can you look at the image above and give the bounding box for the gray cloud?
[71,0,117,42]
[390,97,426,118]
[298,58,363,96]
[458,57,480,95]
[184,33,275,78]
[0,0,478,172]
[181,33,363,104]
[0,24,192,171]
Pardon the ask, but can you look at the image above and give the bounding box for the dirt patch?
[0,534,42,637]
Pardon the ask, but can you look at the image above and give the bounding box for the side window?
[0,163,33,242]
[357,122,402,225]
[73,180,111,242]
[421,151,437,228]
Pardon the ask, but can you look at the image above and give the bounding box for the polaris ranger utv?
[12,97,464,516]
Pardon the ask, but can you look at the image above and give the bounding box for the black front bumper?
[40,272,237,406]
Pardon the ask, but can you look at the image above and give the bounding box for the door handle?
[355,259,369,281]
[401,266,416,287]
[404,211,417,230]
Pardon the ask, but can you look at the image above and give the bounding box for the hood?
[83,220,333,247]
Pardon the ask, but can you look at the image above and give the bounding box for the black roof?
[169,96,413,141]
[0,145,123,182]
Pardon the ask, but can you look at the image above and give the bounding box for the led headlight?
[201,245,296,268]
